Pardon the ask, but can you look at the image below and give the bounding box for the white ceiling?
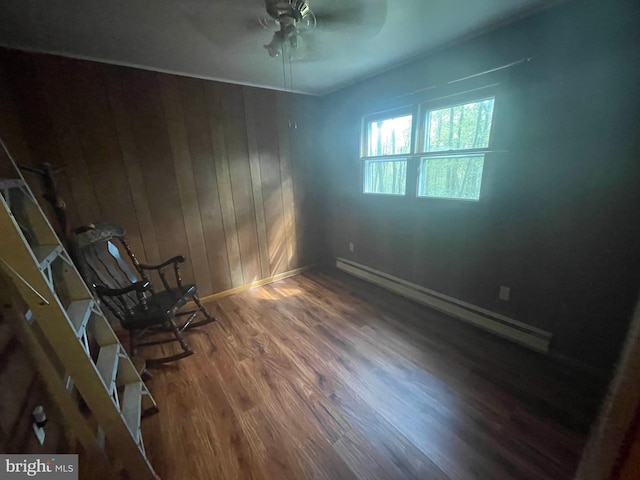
[0,0,557,95]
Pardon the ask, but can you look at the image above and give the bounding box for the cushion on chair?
[123,284,198,330]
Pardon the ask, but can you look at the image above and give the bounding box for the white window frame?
[359,86,499,201]
[361,107,414,196]
[416,94,497,201]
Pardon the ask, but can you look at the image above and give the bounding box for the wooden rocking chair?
[71,222,214,367]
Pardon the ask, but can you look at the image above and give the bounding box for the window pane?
[424,98,495,152]
[418,156,484,200]
[367,114,412,156]
[364,159,407,195]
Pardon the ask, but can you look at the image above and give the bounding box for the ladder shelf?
[0,142,158,479]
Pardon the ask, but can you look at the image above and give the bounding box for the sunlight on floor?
[252,288,279,300]
[271,286,302,297]
[251,285,302,300]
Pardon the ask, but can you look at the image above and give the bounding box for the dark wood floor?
[141,269,607,480]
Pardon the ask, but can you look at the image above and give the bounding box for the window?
[360,94,497,201]
[419,155,485,200]
[364,159,407,195]
[362,111,412,195]
[366,114,412,157]
[418,97,495,200]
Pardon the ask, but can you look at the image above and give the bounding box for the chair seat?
[123,284,197,330]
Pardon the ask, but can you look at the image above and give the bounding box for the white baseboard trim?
[336,257,552,353]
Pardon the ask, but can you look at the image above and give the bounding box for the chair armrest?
[138,255,185,271]
[93,281,151,297]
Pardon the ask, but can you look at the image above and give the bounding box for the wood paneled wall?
[318,0,640,372]
[0,56,78,456]
[0,48,320,298]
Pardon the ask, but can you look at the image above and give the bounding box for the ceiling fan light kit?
[262,0,316,58]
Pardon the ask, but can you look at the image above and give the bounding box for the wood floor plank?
[210,340,259,413]
[329,386,450,480]
[236,407,305,480]
[239,355,358,480]
[142,269,605,480]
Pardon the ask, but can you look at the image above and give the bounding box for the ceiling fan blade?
[285,0,387,62]
[173,0,261,16]
[172,0,266,46]
[312,0,387,32]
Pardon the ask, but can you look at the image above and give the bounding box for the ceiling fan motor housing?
[266,0,310,22]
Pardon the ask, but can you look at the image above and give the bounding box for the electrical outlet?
[499,286,510,301]
[348,242,355,252]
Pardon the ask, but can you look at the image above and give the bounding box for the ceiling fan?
[176,0,387,62]
[260,1,316,57]
[259,0,387,59]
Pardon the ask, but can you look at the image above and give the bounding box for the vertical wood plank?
[101,64,161,265]
[33,56,102,226]
[117,68,195,285]
[289,94,319,266]
[242,87,270,279]
[200,82,242,288]
[55,58,144,257]
[157,74,213,294]
[252,90,288,276]
[0,49,34,180]
[175,80,235,292]
[1,52,81,231]
[217,83,261,284]
[276,91,299,270]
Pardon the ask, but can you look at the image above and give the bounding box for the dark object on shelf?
[71,222,215,367]
[20,163,68,240]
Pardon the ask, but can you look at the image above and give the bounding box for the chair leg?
[169,318,191,353]
[177,308,199,332]
[181,294,215,330]
[194,294,213,321]
[135,319,195,368]
[145,350,193,368]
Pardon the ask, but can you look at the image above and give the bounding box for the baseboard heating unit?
[336,257,552,353]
